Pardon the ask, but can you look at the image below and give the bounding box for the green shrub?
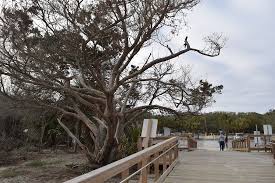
[120,127,141,158]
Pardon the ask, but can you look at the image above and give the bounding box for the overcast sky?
[167,0,275,114]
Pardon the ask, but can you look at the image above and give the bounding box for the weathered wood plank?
[164,150,275,183]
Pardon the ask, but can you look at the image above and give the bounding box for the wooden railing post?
[239,140,241,149]
[240,140,242,149]
[169,148,173,166]
[264,135,267,152]
[174,143,177,160]
[139,159,148,183]
[121,169,129,183]
[154,152,160,181]
[247,135,251,152]
[163,151,167,172]
[188,137,190,149]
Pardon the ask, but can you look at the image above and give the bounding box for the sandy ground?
[0,149,89,183]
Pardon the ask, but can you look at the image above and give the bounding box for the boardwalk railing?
[187,136,197,150]
[232,134,273,152]
[65,137,179,183]
[232,136,250,152]
[152,135,197,151]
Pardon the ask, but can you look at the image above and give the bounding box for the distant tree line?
[157,110,275,134]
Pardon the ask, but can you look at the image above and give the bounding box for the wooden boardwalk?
[164,150,275,183]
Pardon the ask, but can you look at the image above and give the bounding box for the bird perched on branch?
[184,36,190,48]
[129,65,139,74]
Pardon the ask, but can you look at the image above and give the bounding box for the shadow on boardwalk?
[164,150,275,183]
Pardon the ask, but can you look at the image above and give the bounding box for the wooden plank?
[164,150,275,183]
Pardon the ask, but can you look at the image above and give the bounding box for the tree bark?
[73,120,80,153]
[39,122,47,152]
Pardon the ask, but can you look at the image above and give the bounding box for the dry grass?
[0,168,26,178]
[0,150,87,182]
[25,160,47,167]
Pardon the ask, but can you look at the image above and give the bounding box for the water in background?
[197,140,232,151]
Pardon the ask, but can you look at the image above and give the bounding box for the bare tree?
[0,0,224,165]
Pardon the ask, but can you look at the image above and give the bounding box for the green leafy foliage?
[119,127,141,158]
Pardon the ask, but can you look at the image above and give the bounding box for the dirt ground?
[0,149,91,183]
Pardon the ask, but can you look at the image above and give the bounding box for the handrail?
[65,137,178,183]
